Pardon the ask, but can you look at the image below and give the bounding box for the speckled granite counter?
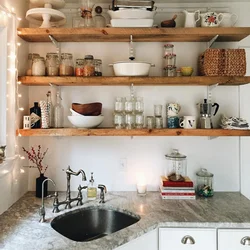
[1,192,250,250]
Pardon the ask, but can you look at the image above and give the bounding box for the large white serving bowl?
[68,115,104,128]
[107,10,156,19]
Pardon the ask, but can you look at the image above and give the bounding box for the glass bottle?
[196,168,214,197]
[94,59,102,76]
[87,172,97,200]
[27,53,40,75]
[30,102,41,128]
[94,6,106,28]
[46,91,53,127]
[59,53,74,76]
[80,0,94,27]
[46,53,59,76]
[54,92,64,128]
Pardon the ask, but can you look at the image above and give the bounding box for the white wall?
[23,1,250,194]
[0,0,29,214]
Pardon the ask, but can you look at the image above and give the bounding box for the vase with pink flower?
[22,145,49,198]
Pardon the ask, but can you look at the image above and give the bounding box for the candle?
[137,184,147,196]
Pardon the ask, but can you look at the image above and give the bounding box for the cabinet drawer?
[218,229,250,250]
[159,228,216,250]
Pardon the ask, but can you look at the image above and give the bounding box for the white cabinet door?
[218,229,250,250]
[159,228,216,250]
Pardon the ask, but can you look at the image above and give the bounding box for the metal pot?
[109,61,155,76]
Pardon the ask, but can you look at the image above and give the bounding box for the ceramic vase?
[36,173,47,198]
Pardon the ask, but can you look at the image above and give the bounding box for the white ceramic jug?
[182,10,200,27]
[219,13,238,27]
[200,12,224,27]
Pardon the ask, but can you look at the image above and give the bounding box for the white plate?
[111,19,154,27]
[108,10,156,19]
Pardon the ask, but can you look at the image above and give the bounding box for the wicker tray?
[198,49,246,76]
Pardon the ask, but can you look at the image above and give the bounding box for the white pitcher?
[182,10,201,27]
[219,12,238,27]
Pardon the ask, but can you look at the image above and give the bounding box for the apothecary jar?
[165,149,187,181]
[196,168,214,197]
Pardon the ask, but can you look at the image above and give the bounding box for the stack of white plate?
[107,9,156,27]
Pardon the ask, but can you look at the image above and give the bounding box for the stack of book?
[160,176,196,200]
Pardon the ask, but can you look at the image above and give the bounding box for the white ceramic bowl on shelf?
[107,10,156,19]
[67,115,104,128]
[110,19,154,27]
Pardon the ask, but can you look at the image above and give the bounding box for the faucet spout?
[66,166,86,181]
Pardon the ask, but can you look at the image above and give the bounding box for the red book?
[161,176,194,188]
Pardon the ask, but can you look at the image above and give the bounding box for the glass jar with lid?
[59,53,74,76]
[32,56,46,76]
[46,53,59,76]
[196,168,214,197]
[75,58,85,76]
[164,44,174,56]
[94,59,102,76]
[83,55,95,76]
[165,149,187,181]
[27,53,40,75]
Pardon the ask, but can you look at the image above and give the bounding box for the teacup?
[167,103,181,117]
[219,12,238,27]
[179,116,196,129]
[201,12,224,27]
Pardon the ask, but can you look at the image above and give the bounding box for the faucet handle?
[52,191,60,213]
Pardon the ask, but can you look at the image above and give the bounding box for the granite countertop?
[1,191,250,250]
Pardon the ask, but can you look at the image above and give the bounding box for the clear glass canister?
[46,53,59,76]
[114,97,124,113]
[165,149,187,181]
[196,168,214,197]
[32,56,46,76]
[75,58,85,76]
[94,59,102,76]
[164,53,176,67]
[27,53,40,75]
[60,53,74,76]
[164,44,174,56]
[83,55,95,76]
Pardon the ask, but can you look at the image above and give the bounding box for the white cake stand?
[30,0,65,9]
[26,8,66,28]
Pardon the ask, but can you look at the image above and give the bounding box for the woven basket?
[198,49,246,76]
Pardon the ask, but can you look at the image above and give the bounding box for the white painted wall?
[0,0,29,215]
[21,1,250,195]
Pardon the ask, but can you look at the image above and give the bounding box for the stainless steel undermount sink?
[50,206,140,242]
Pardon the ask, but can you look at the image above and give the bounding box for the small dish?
[181,67,193,76]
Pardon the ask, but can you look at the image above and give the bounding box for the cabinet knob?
[240,236,250,245]
[181,235,195,245]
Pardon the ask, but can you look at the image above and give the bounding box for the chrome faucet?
[39,178,56,223]
[53,166,87,212]
[98,184,107,203]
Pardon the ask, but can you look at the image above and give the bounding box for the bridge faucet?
[39,178,56,223]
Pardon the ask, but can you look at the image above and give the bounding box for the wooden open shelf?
[17,27,250,43]
[18,76,250,86]
[17,128,250,137]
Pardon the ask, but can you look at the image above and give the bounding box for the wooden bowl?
[72,102,102,116]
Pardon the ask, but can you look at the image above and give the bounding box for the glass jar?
[125,113,135,129]
[155,116,163,128]
[135,113,144,129]
[135,97,144,114]
[94,6,106,28]
[75,59,85,76]
[164,44,174,56]
[146,116,155,129]
[80,0,94,27]
[114,97,124,113]
[32,56,46,76]
[94,59,102,76]
[46,53,59,76]
[165,149,187,181]
[83,55,95,76]
[27,53,40,75]
[113,112,124,129]
[164,53,176,67]
[60,53,74,76]
[196,168,214,197]
[124,96,134,113]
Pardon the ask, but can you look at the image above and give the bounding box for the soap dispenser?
[87,172,97,200]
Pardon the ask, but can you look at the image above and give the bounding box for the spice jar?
[196,168,214,197]
[75,59,85,76]
[94,59,102,76]
[27,53,40,75]
[83,55,95,76]
[32,56,46,76]
[46,53,59,76]
[60,53,74,76]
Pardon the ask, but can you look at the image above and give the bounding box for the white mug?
[179,116,196,129]
[219,12,238,27]
[23,116,31,129]
[167,103,181,117]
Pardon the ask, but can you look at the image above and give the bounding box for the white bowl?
[67,115,104,128]
[110,19,154,27]
[107,10,156,19]
[70,108,83,116]
[110,61,155,76]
